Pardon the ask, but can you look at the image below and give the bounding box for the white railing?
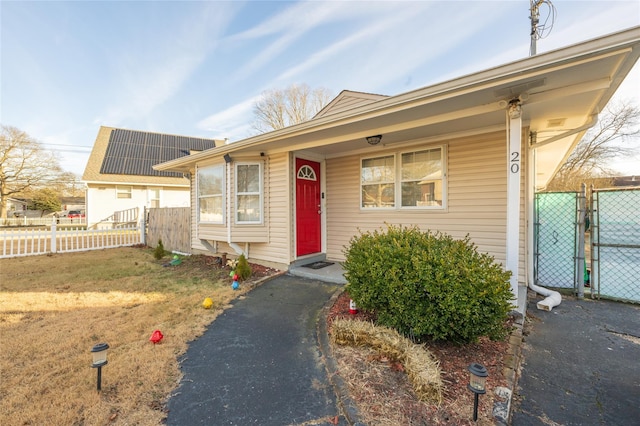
[1,217,87,227]
[0,221,144,259]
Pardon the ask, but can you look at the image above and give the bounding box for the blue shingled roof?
[100,128,217,177]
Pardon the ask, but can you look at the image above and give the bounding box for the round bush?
[343,225,514,343]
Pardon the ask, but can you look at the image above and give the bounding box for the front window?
[361,155,395,208]
[401,148,443,207]
[198,165,225,223]
[236,163,262,223]
[361,146,445,210]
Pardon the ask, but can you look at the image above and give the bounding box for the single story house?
[5,198,28,216]
[82,126,219,228]
[155,27,640,311]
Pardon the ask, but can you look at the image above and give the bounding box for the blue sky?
[1,1,639,177]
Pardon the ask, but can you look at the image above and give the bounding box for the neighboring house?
[5,198,28,217]
[82,126,219,228]
[155,27,640,312]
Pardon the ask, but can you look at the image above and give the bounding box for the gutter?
[528,114,598,149]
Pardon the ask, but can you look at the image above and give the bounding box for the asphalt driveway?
[511,296,640,425]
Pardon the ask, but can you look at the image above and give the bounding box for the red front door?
[296,158,321,256]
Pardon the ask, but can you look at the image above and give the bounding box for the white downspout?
[225,162,246,257]
[526,115,599,311]
[530,281,562,311]
[527,135,562,311]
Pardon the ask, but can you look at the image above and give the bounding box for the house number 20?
[510,152,520,174]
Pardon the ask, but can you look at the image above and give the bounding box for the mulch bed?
[326,291,510,425]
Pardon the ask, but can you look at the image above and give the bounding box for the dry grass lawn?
[0,247,262,426]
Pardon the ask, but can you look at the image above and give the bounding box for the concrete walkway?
[512,295,640,425]
[165,274,350,425]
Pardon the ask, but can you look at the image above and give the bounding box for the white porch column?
[506,100,522,301]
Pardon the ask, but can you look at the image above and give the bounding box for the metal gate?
[534,192,584,292]
[591,187,640,303]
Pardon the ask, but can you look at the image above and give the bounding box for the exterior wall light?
[468,362,488,421]
[91,343,109,391]
[366,135,382,145]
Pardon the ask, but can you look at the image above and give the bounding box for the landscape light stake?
[91,343,109,391]
[467,362,488,422]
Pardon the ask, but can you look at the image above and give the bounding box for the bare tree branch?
[252,84,332,133]
[0,125,68,218]
[546,101,639,191]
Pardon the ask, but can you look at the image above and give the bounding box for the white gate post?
[141,206,146,245]
[576,184,586,298]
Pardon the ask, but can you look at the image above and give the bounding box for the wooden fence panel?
[147,207,191,254]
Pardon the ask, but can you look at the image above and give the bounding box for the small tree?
[153,239,166,260]
[235,254,252,281]
[29,188,61,216]
[252,84,332,133]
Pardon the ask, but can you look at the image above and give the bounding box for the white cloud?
[102,3,238,126]
[197,96,259,140]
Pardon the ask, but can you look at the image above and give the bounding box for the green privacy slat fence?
[591,188,640,303]
[534,192,578,290]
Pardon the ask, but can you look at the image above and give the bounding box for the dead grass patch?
[331,318,442,405]
[0,247,277,426]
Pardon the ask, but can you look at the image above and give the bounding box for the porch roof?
[155,26,640,187]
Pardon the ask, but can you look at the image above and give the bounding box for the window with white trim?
[361,146,445,209]
[236,163,262,223]
[148,187,161,208]
[197,164,225,223]
[361,155,395,208]
[116,186,132,199]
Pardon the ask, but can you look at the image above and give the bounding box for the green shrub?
[236,254,252,280]
[153,239,166,260]
[343,225,514,343]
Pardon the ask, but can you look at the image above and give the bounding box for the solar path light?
[91,343,109,391]
[467,362,488,422]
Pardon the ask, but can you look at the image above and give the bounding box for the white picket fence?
[0,221,145,259]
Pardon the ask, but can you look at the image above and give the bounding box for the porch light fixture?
[91,342,109,391]
[366,134,382,145]
[468,362,488,421]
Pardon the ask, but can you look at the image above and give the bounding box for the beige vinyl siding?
[190,171,212,253]
[315,92,386,118]
[191,153,291,266]
[228,159,269,243]
[320,97,373,115]
[326,131,521,271]
[243,153,291,264]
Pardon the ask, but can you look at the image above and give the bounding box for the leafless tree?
[546,101,639,191]
[252,84,332,133]
[0,125,67,218]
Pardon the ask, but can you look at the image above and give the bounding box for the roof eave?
[154,26,640,173]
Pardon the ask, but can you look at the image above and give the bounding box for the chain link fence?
[591,188,640,303]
